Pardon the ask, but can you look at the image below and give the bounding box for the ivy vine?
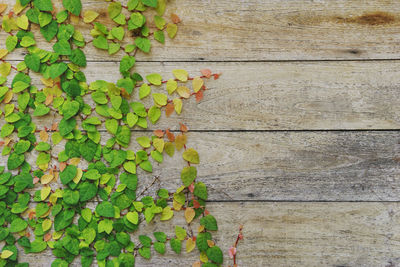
[0,0,232,266]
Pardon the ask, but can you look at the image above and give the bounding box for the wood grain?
[4,60,400,130]
[2,0,400,61]
[16,202,400,266]
[14,131,400,201]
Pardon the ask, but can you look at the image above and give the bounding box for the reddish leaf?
[165,102,174,117]
[180,123,188,132]
[171,13,181,23]
[166,129,175,142]
[44,233,52,242]
[153,129,164,137]
[195,90,203,102]
[201,69,212,78]
[193,199,201,209]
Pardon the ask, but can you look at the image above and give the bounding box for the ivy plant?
[0,0,227,266]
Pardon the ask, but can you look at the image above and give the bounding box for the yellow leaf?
[199,251,208,263]
[69,157,80,165]
[173,98,182,114]
[198,225,205,233]
[3,90,13,103]
[13,0,25,15]
[186,238,196,253]
[40,207,52,218]
[0,4,8,13]
[166,79,177,94]
[41,186,51,200]
[172,199,182,211]
[176,185,185,193]
[160,206,174,221]
[40,77,54,87]
[166,23,178,38]
[41,174,54,184]
[0,62,11,76]
[73,168,83,183]
[177,86,190,98]
[42,219,52,232]
[53,231,63,240]
[207,240,215,247]
[192,77,204,93]
[16,14,28,30]
[153,138,164,153]
[39,130,49,142]
[1,250,13,259]
[70,14,79,23]
[0,49,9,59]
[184,207,195,223]
[172,69,188,82]
[175,134,187,151]
[83,10,99,23]
[49,193,58,205]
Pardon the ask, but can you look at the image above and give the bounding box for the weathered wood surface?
[4,60,400,130]
[2,0,400,266]
[21,131,400,202]
[3,0,400,61]
[18,202,400,266]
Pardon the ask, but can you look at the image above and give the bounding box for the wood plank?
[3,0,400,61]
[9,131,400,201]
[15,202,400,266]
[4,61,400,130]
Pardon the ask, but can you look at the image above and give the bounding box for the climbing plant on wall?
[0,0,229,266]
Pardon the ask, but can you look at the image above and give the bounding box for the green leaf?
[38,12,52,27]
[62,0,82,16]
[194,182,208,200]
[154,30,165,43]
[108,2,121,19]
[111,26,125,41]
[49,62,68,79]
[63,189,79,205]
[59,117,76,136]
[62,100,80,120]
[175,226,186,241]
[6,36,18,52]
[182,148,200,164]
[139,84,151,99]
[135,37,151,53]
[105,119,118,135]
[138,247,151,259]
[95,201,115,218]
[33,104,50,116]
[153,242,166,254]
[7,153,25,170]
[20,36,36,47]
[93,36,108,50]
[181,166,197,187]
[206,246,223,264]
[10,218,28,233]
[200,215,218,231]
[196,232,212,252]
[119,55,135,75]
[142,0,157,7]
[126,211,138,224]
[24,53,40,72]
[136,136,151,148]
[79,182,97,202]
[170,238,181,254]
[53,39,71,55]
[128,13,145,30]
[34,0,53,11]
[146,73,162,85]
[154,232,167,243]
[60,165,77,185]
[70,48,86,67]
[148,106,161,124]
[139,235,152,247]
[14,140,31,154]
